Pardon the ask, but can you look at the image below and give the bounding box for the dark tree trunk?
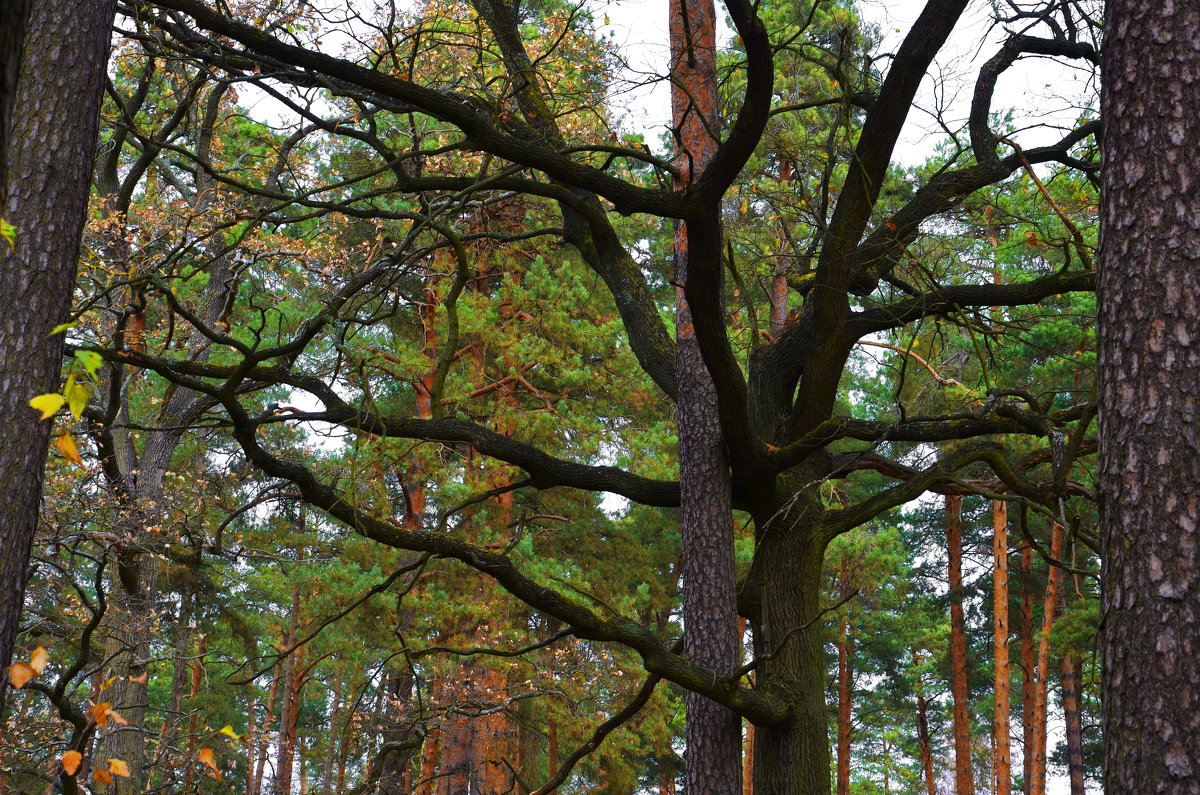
[835,610,852,795]
[0,0,29,205]
[1100,5,1200,790]
[0,0,117,711]
[1058,651,1085,795]
[946,495,975,795]
[669,0,740,789]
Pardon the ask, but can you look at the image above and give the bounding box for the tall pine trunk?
[836,610,853,795]
[993,499,1012,795]
[1058,650,1086,795]
[669,0,740,789]
[1018,545,1036,794]
[1099,4,1200,790]
[946,495,975,795]
[1029,524,1063,795]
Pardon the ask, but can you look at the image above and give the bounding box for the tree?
[1099,2,1200,790]
[0,0,118,711]
[4,0,1107,791]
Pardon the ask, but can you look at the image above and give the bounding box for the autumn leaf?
[107,758,130,777]
[198,747,223,781]
[0,218,15,250]
[61,750,83,776]
[7,662,36,689]
[93,767,113,785]
[29,393,65,422]
[56,434,83,467]
[30,646,49,674]
[217,725,242,741]
[128,671,149,684]
[89,702,112,727]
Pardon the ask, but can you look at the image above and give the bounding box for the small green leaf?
[74,350,103,378]
[65,377,90,419]
[49,321,77,335]
[0,218,15,251]
[30,394,66,422]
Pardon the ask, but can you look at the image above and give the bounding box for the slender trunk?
[1059,651,1085,795]
[836,610,853,795]
[181,635,207,792]
[321,678,341,795]
[274,584,303,795]
[914,657,937,795]
[993,499,1012,795]
[946,495,975,795]
[0,0,118,718]
[1030,524,1063,795]
[247,692,258,795]
[1019,545,1036,794]
[669,0,740,787]
[252,660,281,795]
[416,727,440,795]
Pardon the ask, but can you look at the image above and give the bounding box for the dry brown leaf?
[61,751,82,776]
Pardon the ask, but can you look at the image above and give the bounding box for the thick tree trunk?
[669,0,740,789]
[946,495,975,795]
[0,0,117,709]
[993,499,1012,795]
[750,492,830,795]
[1099,5,1200,790]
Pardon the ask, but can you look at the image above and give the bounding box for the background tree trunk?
[0,0,117,708]
[946,495,975,795]
[993,499,1012,795]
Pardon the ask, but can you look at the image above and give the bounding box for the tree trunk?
[946,495,975,795]
[749,491,830,795]
[1099,6,1200,791]
[835,609,852,795]
[1018,545,1036,794]
[993,499,1012,795]
[0,0,117,712]
[1059,650,1085,795]
[669,0,741,788]
[915,661,937,795]
[1030,524,1063,795]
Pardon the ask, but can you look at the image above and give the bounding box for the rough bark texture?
[992,499,1012,795]
[0,0,29,207]
[835,610,852,795]
[1099,4,1200,791]
[1059,650,1085,795]
[0,0,117,708]
[1030,524,1063,795]
[946,495,975,795]
[670,0,741,789]
[1019,545,1036,794]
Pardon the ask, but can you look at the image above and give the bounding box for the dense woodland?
[6,0,1190,792]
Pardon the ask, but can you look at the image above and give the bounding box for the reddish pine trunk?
[946,495,975,795]
[1019,545,1036,794]
[415,727,440,795]
[1059,650,1086,795]
[669,0,741,786]
[1030,524,1064,795]
[836,610,853,795]
[182,636,207,792]
[993,499,1012,795]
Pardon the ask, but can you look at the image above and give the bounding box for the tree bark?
[946,496,975,795]
[914,659,937,795]
[1100,5,1200,791]
[1059,650,1085,795]
[1030,524,1063,795]
[835,610,852,795]
[993,499,1012,795]
[0,0,117,710]
[1018,545,1036,794]
[669,0,740,789]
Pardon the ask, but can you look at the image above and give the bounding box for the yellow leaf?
[56,434,83,467]
[198,747,223,781]
[7,662,35,689]
[218,725,242,741]
[93,767,113,785]
[65,378,90,419]
[61,751,83,776]
[107,758,130,777]
[0,217,15,250]
[29,393,65,422]
[30,645,49,674]
[50,321,76,335]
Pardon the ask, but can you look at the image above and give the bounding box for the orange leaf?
[61,751,83,776]
[55,434,83,467]
[107,758,130,777]
[30,646,49,674]
[885,221,898,231]
[128,671,148,684]
[198,747,223,781]
[89,702,112,727]
[8,662,35,689]
[107,708,128,726]
[93,768,113,785]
